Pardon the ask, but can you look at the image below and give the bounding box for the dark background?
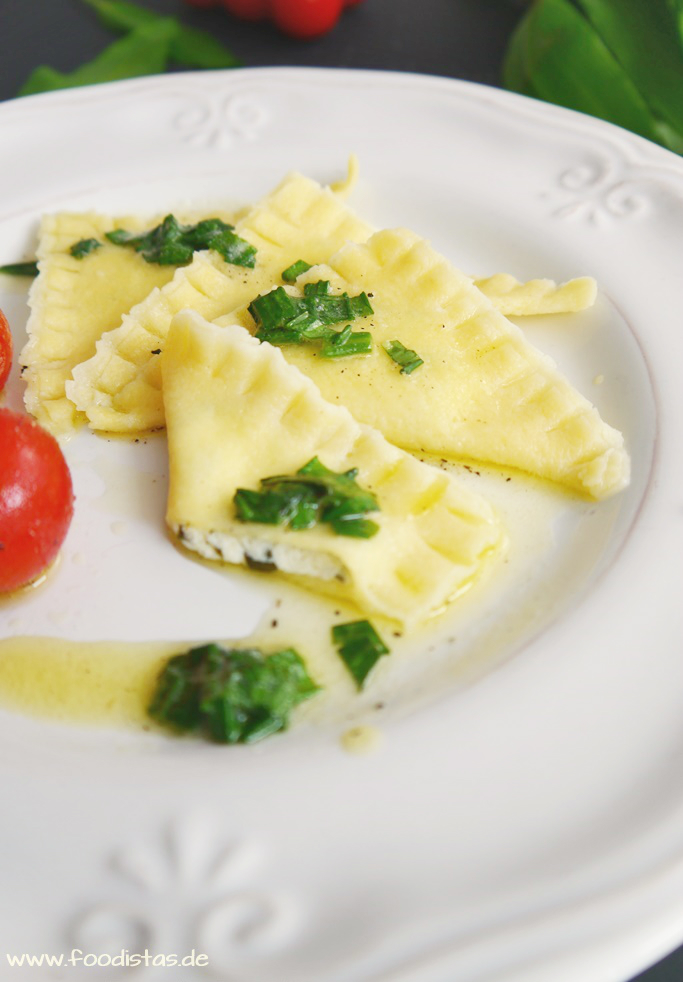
[1,2,682,979]
[0,0,522,101]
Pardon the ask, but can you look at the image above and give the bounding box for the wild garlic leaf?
[234,457,380,539]
[105,215,256,268]
[503,0,667,148]
[81,0,241,69]
[148,643,320,744]
[332,620,390,689]
[19,19,176,96]
[573,0,683,145]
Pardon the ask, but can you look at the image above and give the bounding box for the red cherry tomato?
[270,0,343,38]
[222,0,270,19]
[0,409,74,594]
[0,309,12,393]
[184,0,363,36]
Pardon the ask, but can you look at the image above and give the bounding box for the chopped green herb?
[320,326,373,359]
[0,262,38,277]
[249,283,373,357]
[234,487,318,530]
[332,620,390,689]
[148,643,320,744]
[70,238,102,259]
[303,279,331,297]
[281,259,312,282]
[234,456,380,539]
[250,283,373,332]
[105,215,256,268]
[383,339,424,375]
[249,286,299,329]
[310,289,373,322]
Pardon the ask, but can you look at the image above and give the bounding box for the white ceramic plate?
[0,68,681,982]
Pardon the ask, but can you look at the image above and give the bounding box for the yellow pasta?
[162,311,505,628]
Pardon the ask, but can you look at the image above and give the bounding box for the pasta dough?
[162,311,505,628]
[66,173,373,432]
[220,228,628,499]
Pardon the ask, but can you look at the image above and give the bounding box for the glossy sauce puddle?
[0,456,605,743]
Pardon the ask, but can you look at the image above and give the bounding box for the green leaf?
[70,238,102,259]
[0,261,39,277]
[81,0,241,69]
[19,19,176,96]
[383,339,424,374]
[320,327,373,359]
[573,0,683,147]
[250,283,374,357]
[105,215,256,267]
[148,643,320,743]
[18,67,70,98]
[669,0,683,37]
[234,486,320,530]
[332,620,390,689]
[81,0,158,31]
[503,0,666,147]
[234,457,380,539]
[303,279,332,298]
[168,24,242,70]
[249,286,299,329]
[250,284,373,335]
[281,259,313,282]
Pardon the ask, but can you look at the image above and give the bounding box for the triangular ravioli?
[66,173,373,433]
[162,311,504,628]
[21,211,208,433]
[220,228,628,499]
[63,167,597,436]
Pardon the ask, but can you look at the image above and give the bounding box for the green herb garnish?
[105,215,256,267]
[281,259,312,282]
[332,620,390,689]
[70,238,102,259]
[148,643,320,744]
[0,262,39,277]
[303,280,331,297]
[234,456,380,539]
[249,283,373,357]
[320,324,373,359]
[383,339,424,374]
[250,283,373,332]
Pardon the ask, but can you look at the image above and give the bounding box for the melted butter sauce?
[0,460,600,747]
[341,725,384,755]
[0,636,175,728]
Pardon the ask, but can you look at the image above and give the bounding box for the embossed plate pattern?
[0,69,682,982]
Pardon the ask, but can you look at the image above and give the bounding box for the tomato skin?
[0,409,74,594]
[221,0,270,19]
[270,0,343,38]
[0,309,12,393]
[184,0,363,35]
